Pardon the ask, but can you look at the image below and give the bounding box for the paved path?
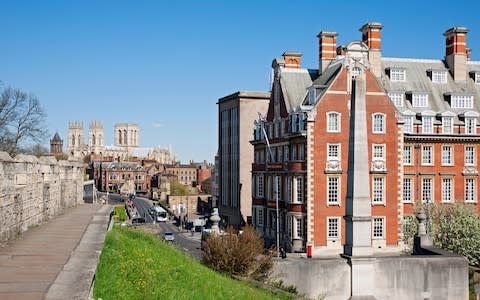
[0,203,112,300]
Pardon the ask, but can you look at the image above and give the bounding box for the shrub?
[203,225,272,280]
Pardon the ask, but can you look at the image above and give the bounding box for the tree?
[0,86,47,156]
[203,226,273,280]
[170,182,188,196]
[403,203,480,267]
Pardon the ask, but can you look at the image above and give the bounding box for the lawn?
[93,226,291,300]
[113,205,128,222]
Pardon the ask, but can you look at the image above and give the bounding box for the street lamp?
[258,118,280,257]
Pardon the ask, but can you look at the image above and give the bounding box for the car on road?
[132,217,146,224]
[163,231,175,242]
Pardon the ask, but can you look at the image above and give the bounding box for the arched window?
[372,113,386,133]
[118,130,122,144]
[92,134,96,145]
[72,134,75,146]
[326,112,341,133]
[78,135,81,146]
[124,130,127,145]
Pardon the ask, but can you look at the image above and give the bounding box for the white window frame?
[295,177,303,203]
[422,177,433,204]
[256,175,264,198]
[441,145,453,166]
[327,143,341,161]
[403,115,413,133]
[327,176,340,205]
[372,217,385,239]
[294,217,303,239]
[257,207,264,226]
[388,92,404,107]
[308,88,316,105]
[465,117,476,134]
[372,177,385,205]
[451,95,474,109]
[432,70,447,83]
[412,93,429,108]
[403,177,413,203]
[390,68,406,81]
[422,145,433,165]
[298,144,305,160]
[327,217,341,240]
[404,145,413,165]
[373,144,385,161]
[441,177,453,203]
[465,145,476,166]
[327,112,341,133]
[475,72,480,84]
[372,113,385,134]
[442,116,453,134]
[422,116,434,134]
[465,178,477,203]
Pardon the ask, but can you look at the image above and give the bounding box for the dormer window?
[429,70,447,83]
[470,71,480,84]
[402,110,416,134]
[411,93,428,107]
[420,110,436,134]
[308,88,316,105]
[388,92,404,107]
[449,93,474,109]
[461,111,479,134]
[442,117,453,133]
[388,68,406,81]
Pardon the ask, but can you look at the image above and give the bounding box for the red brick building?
[252,22,480,255]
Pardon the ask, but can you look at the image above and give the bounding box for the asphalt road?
[131,196,203,260]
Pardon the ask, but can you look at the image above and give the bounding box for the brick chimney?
[317,31,337,73]
[282,51,302,68]
[444,27,469,81]
[359,22,383,78]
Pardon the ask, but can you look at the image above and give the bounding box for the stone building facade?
[217,91,270,228]
[0,152,84,242]
[251,22,480,255]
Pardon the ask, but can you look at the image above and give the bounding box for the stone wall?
[0,152,84,242]
[271,254,468,300]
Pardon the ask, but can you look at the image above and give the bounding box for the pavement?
[0,203,113,300]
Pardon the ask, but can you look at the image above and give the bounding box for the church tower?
[50,132,63,155]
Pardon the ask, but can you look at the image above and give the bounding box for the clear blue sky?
[1,1,479,162]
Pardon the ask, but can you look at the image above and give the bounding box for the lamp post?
[259,119,280,258]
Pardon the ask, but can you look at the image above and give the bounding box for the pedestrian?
[280,247,287,259]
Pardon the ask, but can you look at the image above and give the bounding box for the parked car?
[132,217,145,224]
[163,231,175,242]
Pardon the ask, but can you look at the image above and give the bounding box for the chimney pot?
[282,51,302,68]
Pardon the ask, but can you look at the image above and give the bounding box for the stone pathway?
[0,203,111,300]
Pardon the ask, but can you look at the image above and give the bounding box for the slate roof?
[381,57,480,123]
[279,67,317,112]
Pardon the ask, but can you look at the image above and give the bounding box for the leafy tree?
[0,86,47,155]
[403,204,480,267]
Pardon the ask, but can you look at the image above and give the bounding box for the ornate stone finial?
[416,209,427,236]
[210,208,221,234]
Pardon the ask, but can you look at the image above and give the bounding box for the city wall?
[0,151,84,242]
[271,254,468,300]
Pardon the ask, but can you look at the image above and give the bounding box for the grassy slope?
[94,226,290,300]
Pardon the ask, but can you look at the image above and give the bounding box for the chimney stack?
[317,31,337,73]
[282,51,302,68]
[444,27,469,81]
[359,22,383,78]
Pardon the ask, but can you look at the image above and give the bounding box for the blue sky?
[1,1,479,162]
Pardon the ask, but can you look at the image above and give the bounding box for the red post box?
[307,244,313,258]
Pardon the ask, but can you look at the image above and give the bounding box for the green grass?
[93,226,291,300]
[113,206,128,222]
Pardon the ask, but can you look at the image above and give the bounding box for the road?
[132,196,203,260]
